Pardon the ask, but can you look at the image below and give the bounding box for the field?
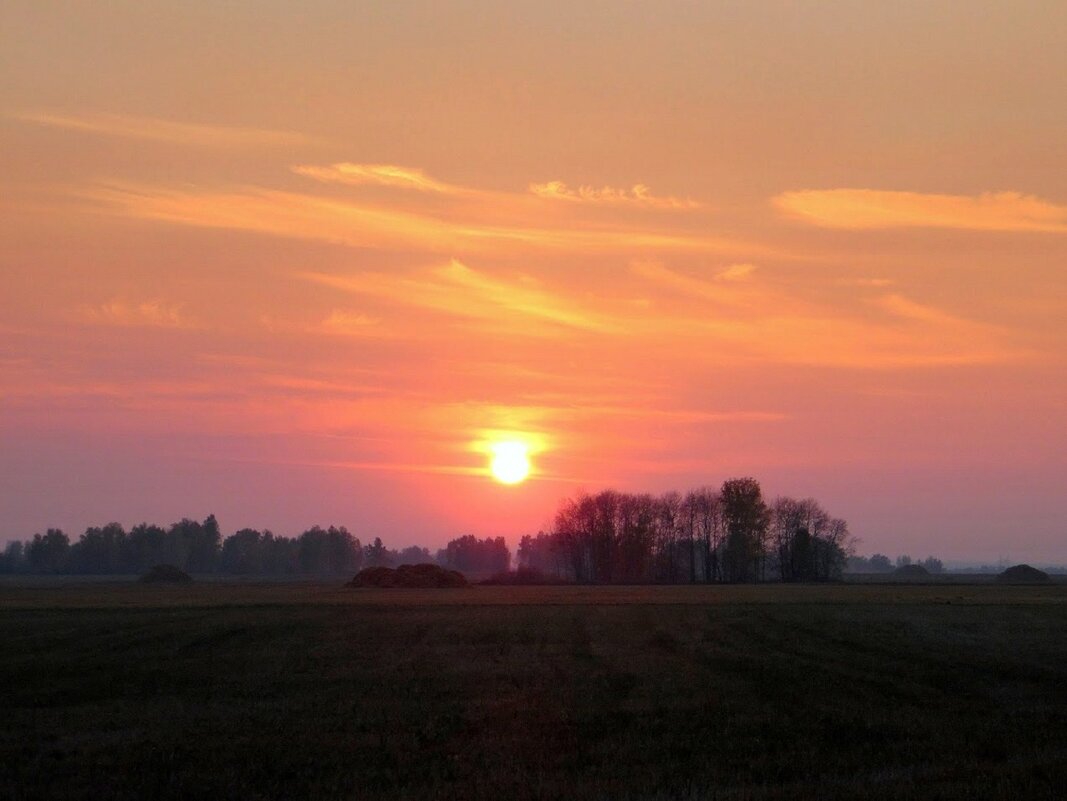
[3,581,1067,800]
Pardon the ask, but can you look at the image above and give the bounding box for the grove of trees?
[435,535,510,576]
[519,478,853,583]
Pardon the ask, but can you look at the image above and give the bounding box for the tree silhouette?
[26,529,70,574]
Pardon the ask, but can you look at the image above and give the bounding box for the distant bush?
[140,564,193,584]
[347,563,468,588]
[479,567,572,586]
[997,564,1051,584]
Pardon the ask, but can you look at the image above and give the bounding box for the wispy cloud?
[839,277,895,288]
[85,182,767,257]
[716,263,758,281]
[292,163,457,193]
[316,310,385,337]
[11,109,319,148]
[81,300,194,329]
[529,180,701,209]
[632,263,1025,368]
[297,257,1025,369]
[629,261,758,311]
[293,164,702,211]
[303,260,620,335]
[773,188,1067,232]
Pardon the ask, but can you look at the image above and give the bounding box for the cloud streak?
[292,163,457,193]
[630,263,1024,368]
[81,300,194,329]
[773,188,1067,232]
[303,261,621,335]
[11,109,319,149]
[294,163,701,211]
[85,182,768,257]
[300,258,1026,369]
[529,181,701,209]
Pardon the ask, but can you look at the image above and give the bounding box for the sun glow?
[489,440,531,484]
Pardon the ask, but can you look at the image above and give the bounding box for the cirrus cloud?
[81,299,194,329]
[292,163,458,193]
[11,109,319,149]
[773,188,1067,232]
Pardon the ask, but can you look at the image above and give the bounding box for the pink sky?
[2,2,1065,561]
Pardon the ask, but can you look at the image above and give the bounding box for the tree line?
[519,477,853,583]
[0,516,510,578]
[1,477,850,582]
[847,553,944,574]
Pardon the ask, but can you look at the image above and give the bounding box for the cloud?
[292,163,457,193]
[572,407,787,424]
[85,182,768,257]
[715,263,757,281]
[631,263,1025,368]
[839,277,895,288]
[81,300,193,329]
[299,257,1024,369]
[294,165,701,210]
[629,261,757,310]
[303,260,620,336]
[529,180,701,209]
[317,310,385,337]
[773,188,1067,232]
[10,109,319,148]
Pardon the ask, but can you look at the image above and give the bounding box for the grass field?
[3,580,1066,799]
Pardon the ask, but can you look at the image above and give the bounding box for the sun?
[489,440,531,485]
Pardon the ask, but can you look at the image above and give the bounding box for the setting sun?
[489,441,531,485]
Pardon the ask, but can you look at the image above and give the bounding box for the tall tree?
[720,478,769,583]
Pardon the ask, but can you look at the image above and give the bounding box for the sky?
[1,1,1065,562]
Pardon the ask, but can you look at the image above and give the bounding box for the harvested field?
[2,581,1067,800]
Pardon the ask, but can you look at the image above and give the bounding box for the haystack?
[893,564,930,579]
[347,563,468,588]
[997,564,1051,584]
[140,564,193,584]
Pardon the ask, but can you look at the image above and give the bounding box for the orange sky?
[2,2,1065,561]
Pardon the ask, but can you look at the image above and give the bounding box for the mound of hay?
[348,563,468,588]
[893,563,930,579]
[140,564,193,584]
[997,564,1051,584]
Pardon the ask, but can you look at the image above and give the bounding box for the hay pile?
[140,564,193,584]
[347,563,468,588]
[997,564,1051,584]
[893,564,930,579]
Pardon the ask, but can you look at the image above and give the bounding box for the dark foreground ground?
[2,581,1066,800]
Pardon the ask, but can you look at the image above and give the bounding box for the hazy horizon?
[2,1,1065,562]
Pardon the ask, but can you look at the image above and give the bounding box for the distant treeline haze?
[3,477,862,583]
[0,517,509,578]
[848,553,945,574]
